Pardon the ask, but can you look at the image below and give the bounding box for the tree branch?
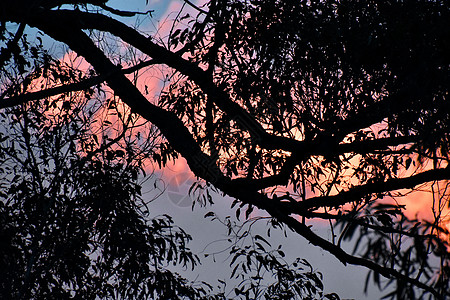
[0,59,157,109]
[3,8,424,165]
[25,13,229,191]
[0,22,25,68]
[283,167,450,213]
[182,0,208,15]
[231,135,419,191]
[270,211,443,299]
[301,211,434,240]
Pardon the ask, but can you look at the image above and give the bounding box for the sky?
[98,2,445,297]
[10,0,446,298]
[109,1,378,295]
[151,158,384,299]
[67,1,440,298]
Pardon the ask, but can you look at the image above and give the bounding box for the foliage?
[0,85,206,298]
[0,71,337,300]
[1,0,450,299]
[0,5,337,299]
[204,212,340,300]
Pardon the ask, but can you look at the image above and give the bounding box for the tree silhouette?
[0,73,210,298]
[0,3,338,299]
[0,96,337,299]
[1,0,449,298]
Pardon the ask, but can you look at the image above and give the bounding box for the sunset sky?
[15,0,446,298]
[49,1,447,298]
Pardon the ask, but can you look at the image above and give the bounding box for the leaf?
[180,13,190,21]
[171,29,181,39]
[255,235,271,247]
[204,211,215,218]
[255,242,265,251]
[405,157,412,170]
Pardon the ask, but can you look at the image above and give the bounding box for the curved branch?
[284,167,450,213]
[0,8,302,153]
[0,59,157,109]
[270,211,443,299]
[3,8,424,163]
[99,4,153,17]
[231,135,419,191]
[26,13,229,192]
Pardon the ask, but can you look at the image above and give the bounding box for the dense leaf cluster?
[0,92,204,299]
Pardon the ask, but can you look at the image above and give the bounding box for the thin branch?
[271,211,443,299]
[0,59,157,109]
[183,0,208,15]
[1,75,105,109]
[99,4,154,17]
[301,211,437,240]
[284,167,450,213]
